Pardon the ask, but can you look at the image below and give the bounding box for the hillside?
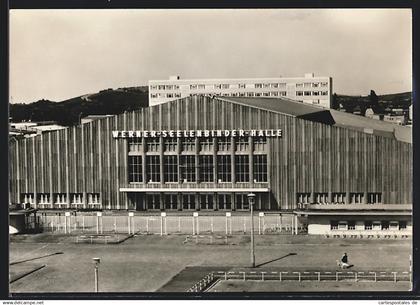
[9,88,411,126]
[9,87,149,126]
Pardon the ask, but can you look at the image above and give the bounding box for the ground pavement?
[9,233,411,293]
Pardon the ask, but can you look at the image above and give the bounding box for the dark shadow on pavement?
[10,252,64,265]
[256,252,297,268]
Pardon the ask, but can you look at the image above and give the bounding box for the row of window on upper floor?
[330,220,407,231]
[150,90,329,99]
[297,192,382,204]
[150,82,328,91]
[128,137,267,154]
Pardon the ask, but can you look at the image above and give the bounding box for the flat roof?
[304,203,412,211]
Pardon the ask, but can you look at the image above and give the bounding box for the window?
[199,155,214,182]
[304,91,312,96]
[158,85,165,90]
[381,221,390,230]
[70,193,83,205]
[350,193,364,204]
[235,137,249,151]
[214,84,222,89]
[128,138,142,153]
[255,83,263,88]
[190,84,198,90]
[181,138,195,152]
[296,91,303,96]
[368,192,382,204]
[236,194,249,210]
[164,155,178,182]
[238,84,246,89]
[166,93,174,98]
[175,93,181,98]
[180,155,196,182]
[38,193,51,204]
[200,137,213,152]
[263,83,270,88]
[87,193,100,204]
[217,138,231,151]
[21,193,35,204]
[146,156,160,183]
[263,92,270,97]
[315,193,329,204]
[246,92,255,97]
[399,221,407,230]
[200,194,213,210]
[255,93,262,97]
[222,84,230,89]
[338,221,347,230]
[54,193,67,204]
[390,221,399,230]
[198,84,206,90]
[150,85,158,90]
[182,194,195,210]
[312,83,319,88]
[330,221,339,230]
[254,136,267,151]
[164,194,177,210]
[313,91,320,96]
[348,221,356,230]
[235,155,250,182]
[164,138,177,152]
[304,82,311,88]
[271,83,279,88]
[364,221,372,230]
[253,155,268,182]
[297,193,311,204]
[218,194,231,210]
[239,93,246,97]
[165,85,173,90]
[321,82,328,87]
[296,83,303,88]
[151,94,157,98]
[280,91,287,96]
[271,92,279,97]
[312,100,320,105]
[128,156,143,183]
[146,194,160,210]
[146,138,160,152]
[332,193,346,204]
[217,155,231,182]
[321,91,328,95]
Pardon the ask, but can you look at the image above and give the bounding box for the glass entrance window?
[182,194,195,210]
[200,194,213,210]
[180,155,196,182]
[236,193,249,210]
[146,194,160,210]
[218,194,232,210]
[199,155,214,182]
[217,155,231,182]
[164,194,177,210]
[146,156,160,183]
[163,155,178,182]
[235,155,249,182]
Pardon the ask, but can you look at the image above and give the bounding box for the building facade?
[9,95,412,215]
[149,74,333,108]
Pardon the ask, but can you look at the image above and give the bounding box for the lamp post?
[92,257,100,292]
[248,193,256,268]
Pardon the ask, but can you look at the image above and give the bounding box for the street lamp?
[92,257,101,292]
[248,193,256,268]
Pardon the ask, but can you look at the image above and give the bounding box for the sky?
[9,9,412,103]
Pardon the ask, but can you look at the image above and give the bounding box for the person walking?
[340,252,350,269]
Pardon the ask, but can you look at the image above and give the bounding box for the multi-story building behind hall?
[149,73,333,108]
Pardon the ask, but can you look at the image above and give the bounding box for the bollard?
[316,272,321,282]
[355,272,358,282]
[262,216,265,235]
[64,217,67,234]
[225,272,227,281]
[241,271,245,281]
[279,272,282,282]
[160,217,163,236]
[211,217,214,233]
[178,217,181,233]
[192,217,195,235]
[229,218,232,235]
[393,272,397,283]
[336,272,339,282]
[225,217,228,235]
[164,217,167,235]
[261,272,266,281]
[258,216,261,235]
[146,218,149,233]
[243,216,246,233]
[82,216,85,232]
[197,216,200,235]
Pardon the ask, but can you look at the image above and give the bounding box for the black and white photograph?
[7,8,413,295]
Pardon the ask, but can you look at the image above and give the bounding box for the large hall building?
[9,95,412,218]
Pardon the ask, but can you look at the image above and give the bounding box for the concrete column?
[249,137,254,184]
[214,192,219,211]
[159,193,164,210]
[195,138,200,183]
[363,191,368,204]
[195,192,200,210]
[231,193,236,211]
[213,138,218,183]
[177,192,182,211]
[231,137,236,184]
[159,137,164,184]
